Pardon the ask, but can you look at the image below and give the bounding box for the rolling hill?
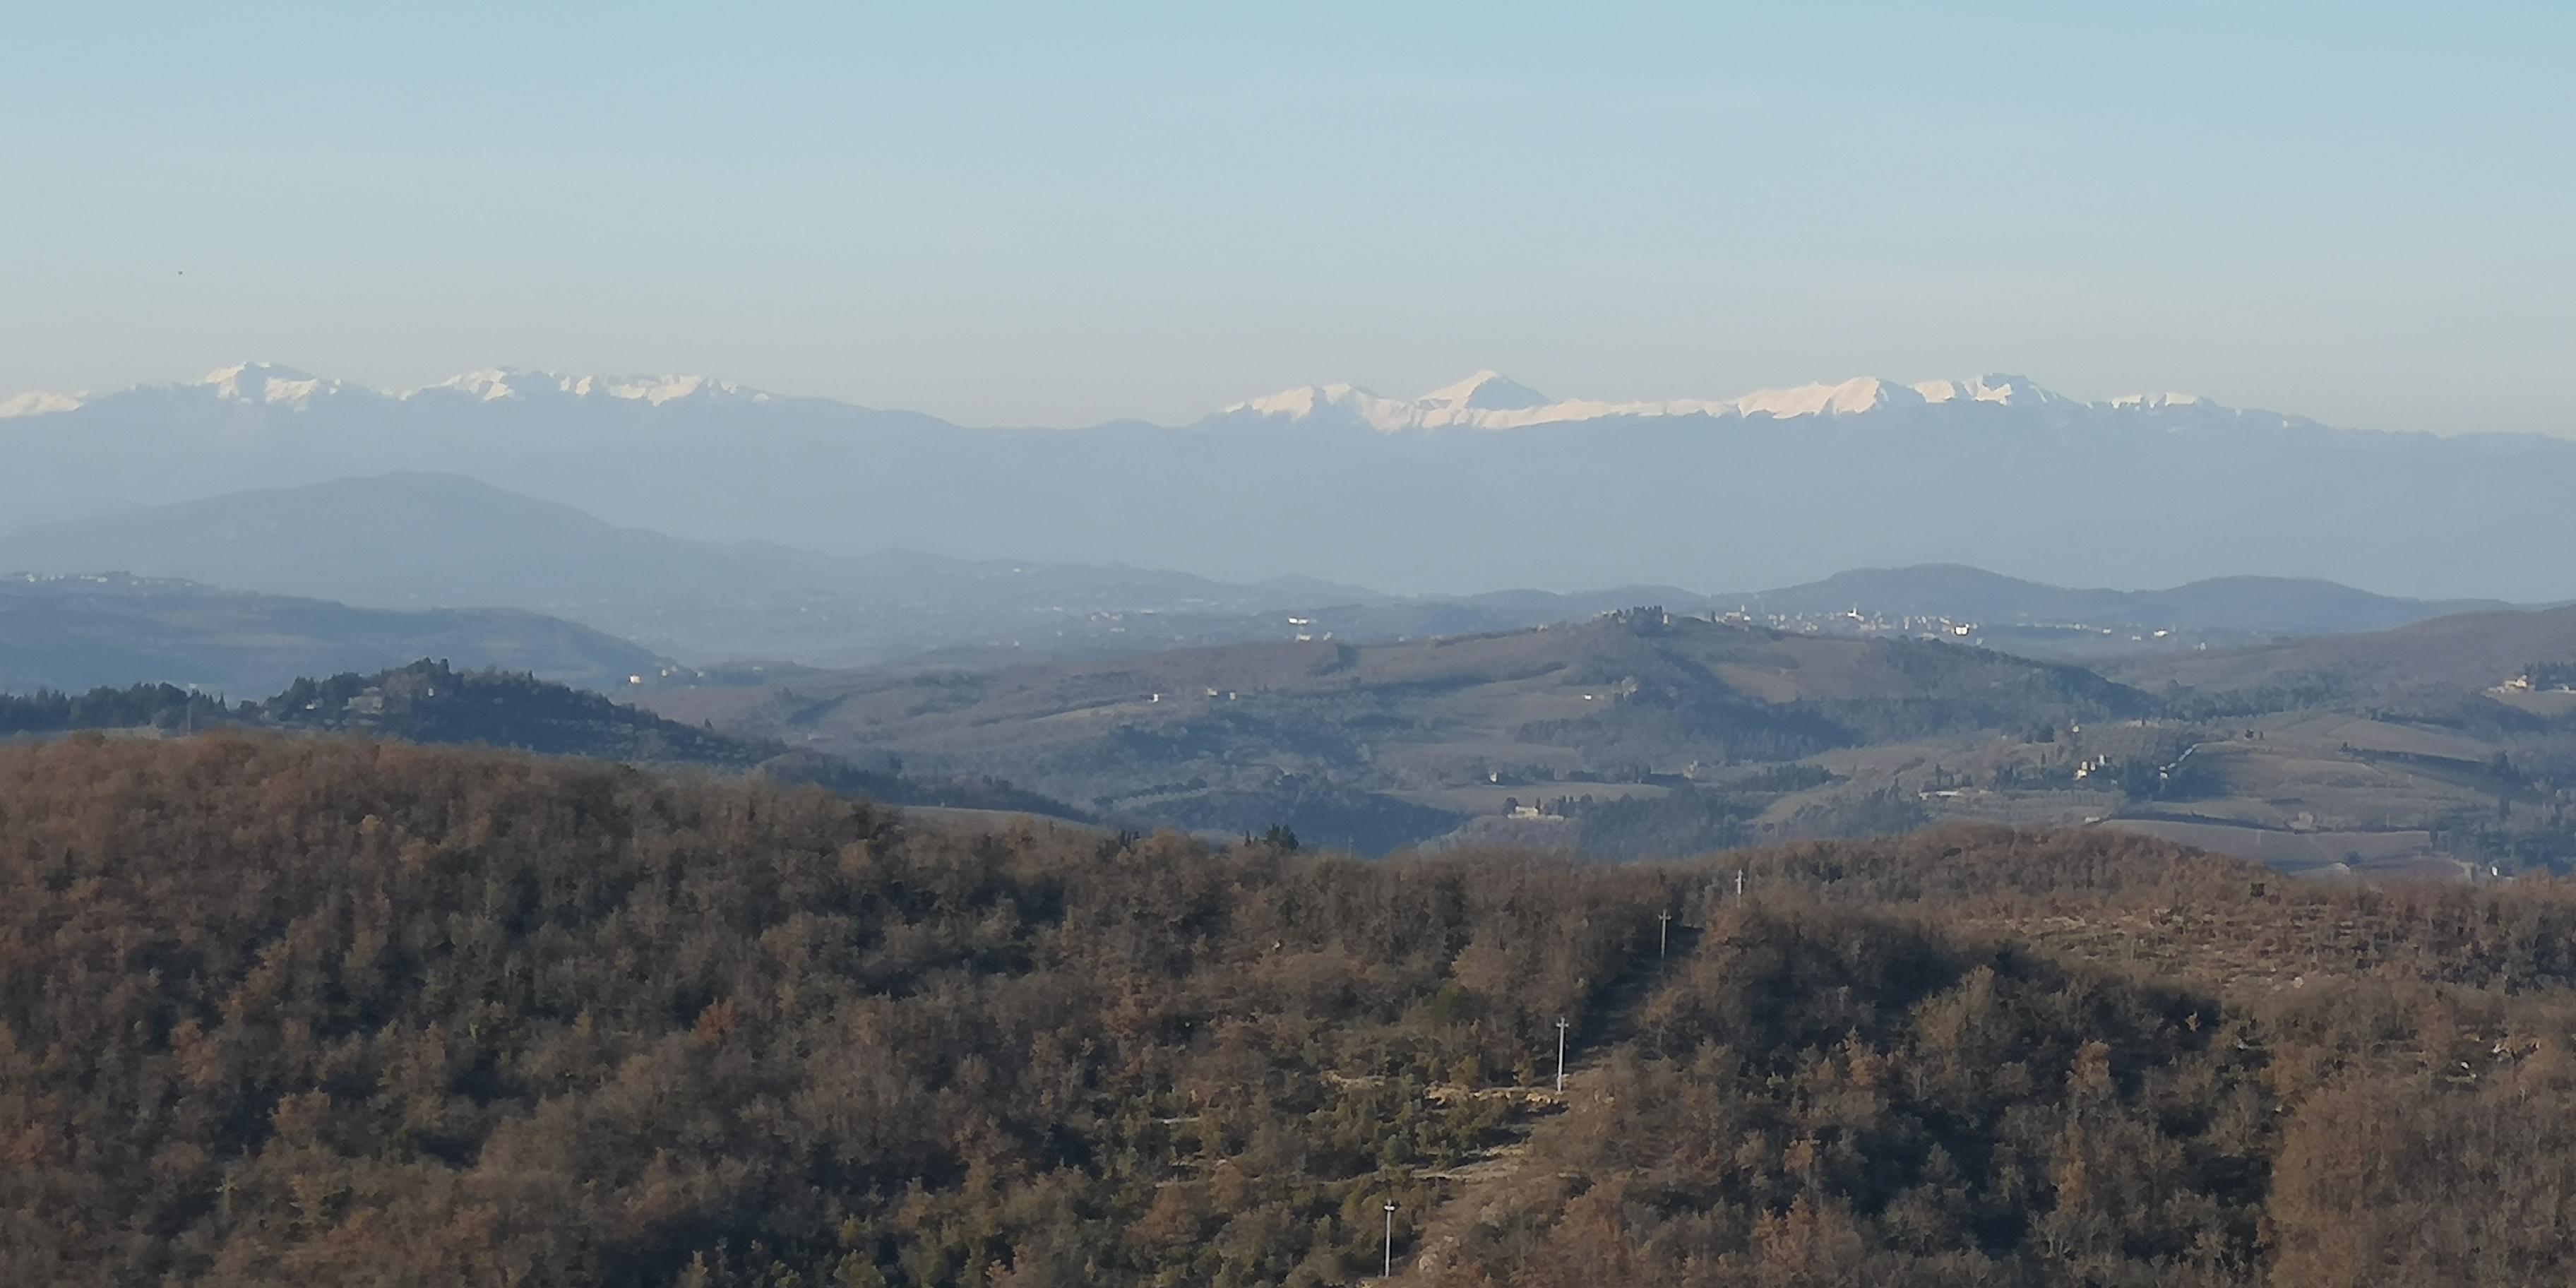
[1725,564,2508,638]
[0,573,664,694]
[2111,603,2576,698]
[1,657,1087,821]
[640,608,2150,852]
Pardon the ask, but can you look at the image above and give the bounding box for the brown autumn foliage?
[0,733,1654,1287]
[6,733,2576,1285]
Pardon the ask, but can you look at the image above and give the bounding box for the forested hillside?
[0,660,1080,819]
[7,737,2576,1284]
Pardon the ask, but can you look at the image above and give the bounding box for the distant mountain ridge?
[2,364,2299,436]
[0,477,2516,672]
[6,363,2575,600]
[0,473,1385,666]
[0,364,2195,427]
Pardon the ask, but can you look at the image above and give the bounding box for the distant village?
[1715,606,2192,648]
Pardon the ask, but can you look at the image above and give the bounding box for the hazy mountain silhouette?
[1,475,2517,672]
[0,472,1384,665]
[5,364,2575,601]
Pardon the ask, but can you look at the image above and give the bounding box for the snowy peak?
[631,375,728,404]
[199,362,376,410]
[2108,391,2205,410]
[0,390,85,419]
[1229,382,1371,420]
[427,368,547,402]
[568,374,771,405]
[1421,370,1551,412]
[1731,376,1904,418]
[1732,373,2070,418]
[1222,371,1575,432]
[1912,373,2049,406]
[415,369,772,405]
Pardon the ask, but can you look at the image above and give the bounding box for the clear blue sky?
[7,2,2570,434]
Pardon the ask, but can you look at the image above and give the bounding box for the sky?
[6,2,2572,434]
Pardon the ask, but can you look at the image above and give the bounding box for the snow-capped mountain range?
[5,360,2256,430]
[0,362,781,417]
[1,360,2570,602]
[5,362,2241,430]
[1214,370,2250,433]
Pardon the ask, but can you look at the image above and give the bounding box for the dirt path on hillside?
[1385,923,1704,1283]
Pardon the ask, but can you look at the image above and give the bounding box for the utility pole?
[1555,1015,1570,1091]
[1658,909,1672,959]
[1383,1200,1396,1279]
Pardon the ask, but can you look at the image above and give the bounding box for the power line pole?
[1555,1015,1569,1092]
[1383,1200,1396,1279]
[1658,909,1671,959]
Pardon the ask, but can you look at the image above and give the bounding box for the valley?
[16,481,2572,878]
